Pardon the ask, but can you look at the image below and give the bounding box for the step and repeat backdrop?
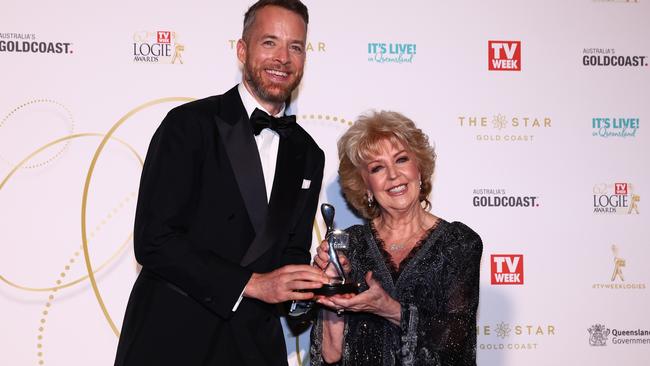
[1,0,648,365]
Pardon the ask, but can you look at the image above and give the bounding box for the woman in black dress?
[310,111,483,366]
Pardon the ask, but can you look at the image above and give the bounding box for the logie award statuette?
[313,203,359,296]
[287,203,358,317]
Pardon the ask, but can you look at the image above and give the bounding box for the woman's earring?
[367,193,374,207]
[419,180,423,191]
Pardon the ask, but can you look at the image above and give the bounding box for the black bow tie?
[250,108,296,138]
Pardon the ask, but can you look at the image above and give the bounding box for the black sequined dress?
[310,219,482,366]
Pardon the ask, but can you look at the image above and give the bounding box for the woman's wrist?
[381,297,402,325]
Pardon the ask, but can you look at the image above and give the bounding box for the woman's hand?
[317,271,402,325]
[313,239,351,279]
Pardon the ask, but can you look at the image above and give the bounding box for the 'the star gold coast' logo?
[133,31,184,64]
[457,114,552,143]
[227,39,326,53]
[476,322,556,351]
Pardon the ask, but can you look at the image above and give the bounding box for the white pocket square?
[301,179,311,189]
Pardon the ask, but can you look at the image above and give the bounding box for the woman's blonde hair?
[337,110,436,219]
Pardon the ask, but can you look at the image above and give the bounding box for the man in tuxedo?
[114,1,327,365]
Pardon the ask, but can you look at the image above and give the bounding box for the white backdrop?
[1,1,648,365]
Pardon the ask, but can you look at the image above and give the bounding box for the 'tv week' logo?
[488,40,521,71]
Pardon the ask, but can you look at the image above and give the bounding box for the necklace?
[379,216,439,252]
[387,242,407,251]
[385,229,423,252]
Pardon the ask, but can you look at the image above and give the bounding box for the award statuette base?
[313,282,359,297]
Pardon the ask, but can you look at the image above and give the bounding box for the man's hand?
[243,264,329,304]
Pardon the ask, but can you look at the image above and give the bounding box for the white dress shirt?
[232,83,285,311]
[238,83,282,203]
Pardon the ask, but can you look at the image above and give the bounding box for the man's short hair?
[242,0,309,42]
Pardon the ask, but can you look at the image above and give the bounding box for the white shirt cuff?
[232,287,246,312]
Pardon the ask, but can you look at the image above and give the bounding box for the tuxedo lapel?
[214,87,268,236]
[240,129,306,267]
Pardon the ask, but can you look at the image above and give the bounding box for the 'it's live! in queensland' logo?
[592,117,639,138]
[458,113,551,142]
[488,40,521,71]
[491,254,524,285]
[367,42,417,64]
[133,31,184,64]
[593,183,640,214]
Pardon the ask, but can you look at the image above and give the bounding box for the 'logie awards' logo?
[593,183,640,214]
[133,30,184,64]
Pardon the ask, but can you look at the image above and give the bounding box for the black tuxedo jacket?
[114,86,325,366]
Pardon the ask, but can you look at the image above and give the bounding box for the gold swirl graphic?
[0,99,75,169]
[298,114,353,126]
[36,192,136,366]
[0,133,142,291]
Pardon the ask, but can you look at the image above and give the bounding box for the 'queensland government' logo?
[592,117,639,138]
[477,322,556,351]
[367,42,416,64]
[582,48,648,67]
[588,324,650,346]
[588,324,611,346]
[133,31,184,64]
[458,114,551,142]
[0,32,73,54]
[593,183,640,214]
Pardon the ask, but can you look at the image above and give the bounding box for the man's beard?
[244,62,302,104]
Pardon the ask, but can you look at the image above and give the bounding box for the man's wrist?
[243,272,260,298]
